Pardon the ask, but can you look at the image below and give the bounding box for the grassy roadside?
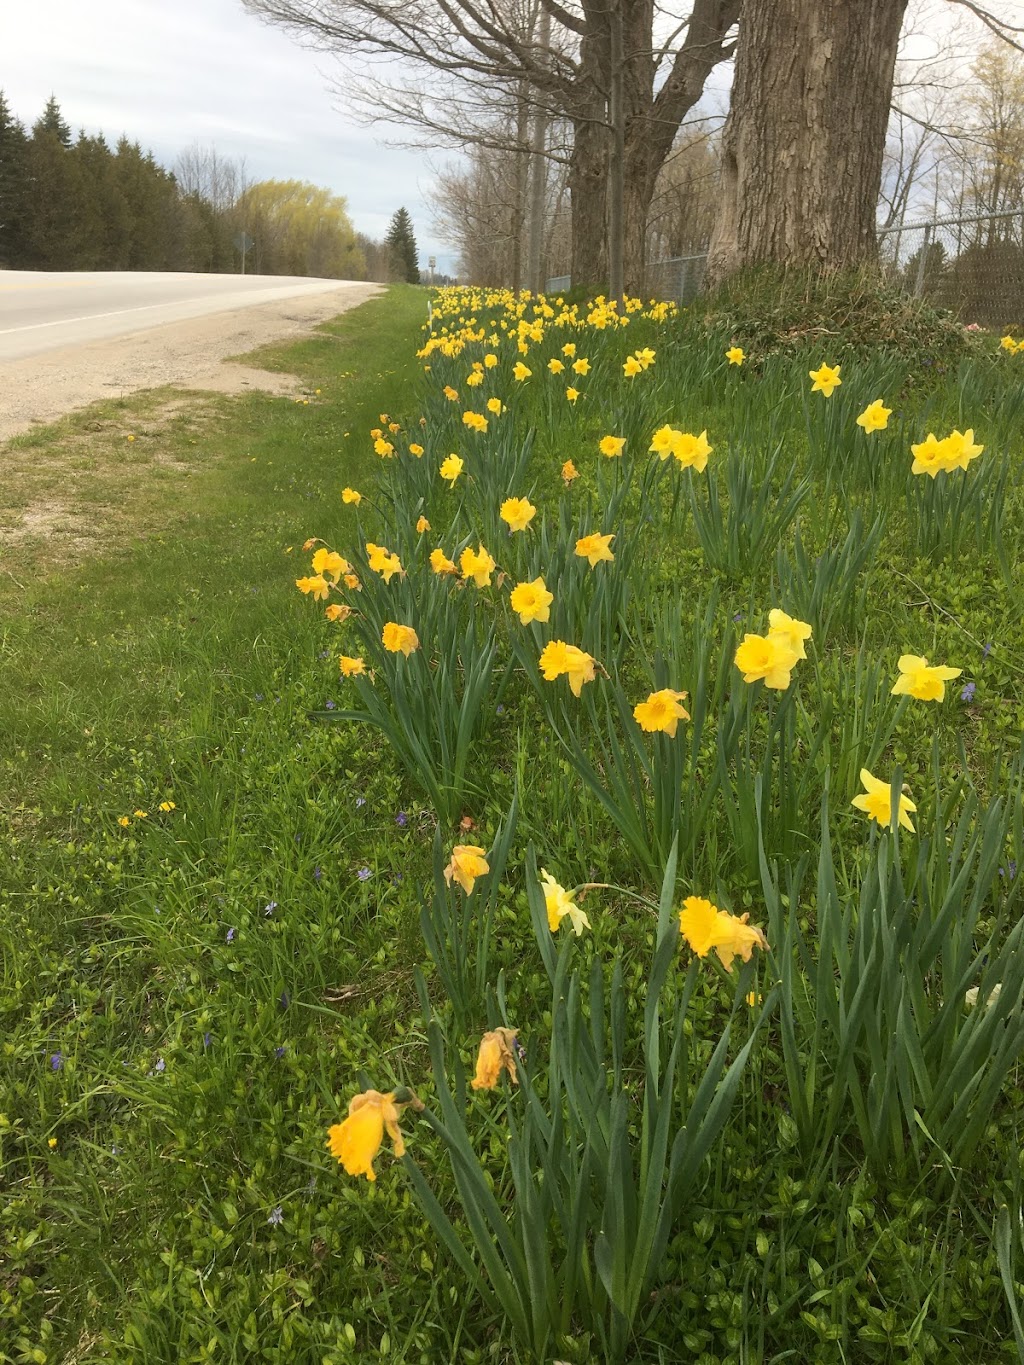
[1,284,451,1363]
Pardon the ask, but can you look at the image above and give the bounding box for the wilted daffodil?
[510,576,553,624]
[500,496,537,533]
[726,346,745,365]
[561,459,579,483]
[325,603,351,623]
[429,547,457,575]
[599,435,626,458]
[633,688,690,737]
[852,768,916,833]
[891,654,962,702]
[678,896,767,972]
[856,399,892,433]
[734,633,800,690]
[809,363,841,397]
[540,869,591,936]
[415,515,430,534]
[439,453,464,486]
[460,544,496,587]
[326,1088,419,1182]
[471,1028,519,1090]
[339,655,365,677]
[575,531,615,567]
[381,622,420,656]
[444,844,490,895]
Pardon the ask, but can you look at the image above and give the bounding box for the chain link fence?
[546,211,1024,326]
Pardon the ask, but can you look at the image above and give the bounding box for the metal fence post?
[913,223,933,297]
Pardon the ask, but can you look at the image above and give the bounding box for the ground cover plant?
[3,279,1024,1363]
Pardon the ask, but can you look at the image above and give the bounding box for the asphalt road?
[0,271,372,363]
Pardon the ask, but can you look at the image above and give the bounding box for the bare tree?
[241,0,738,292]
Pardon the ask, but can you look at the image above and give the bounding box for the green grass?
[2,280,1024,1364]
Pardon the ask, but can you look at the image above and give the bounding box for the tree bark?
[706,0,909,288]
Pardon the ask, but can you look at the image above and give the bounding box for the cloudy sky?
[1,0,460,273]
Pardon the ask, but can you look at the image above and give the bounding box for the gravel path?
[0,282,383,442]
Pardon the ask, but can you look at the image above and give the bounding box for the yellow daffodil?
[891,654,962,702]
[678,896,768,972]
[734,633,800,690]
[312,548,349,582]
[509,576,553,625]
[486,397,504,416]
[561,459,579,483]
[439,453,464,485]
[574,532,615,567]
[633,688,690,737]
[726,346,745,365]
[539,639,596,696]
[852,768,916,832]
[540,869,591,935]
[623,355,643,377]
[344,572,361,591]
[856,399,892,433]
[429,548,457,575]
[471,1028,519,1090]
[296,574,329,601]
[572,357,591,375]
[513,361,532,381]
[767,609,812,662]
[340,655,365,676]
[444,844,490,895]
[649,425,677,459]
[443,385,458,401]
[460,544,496,587]
[1000,335,1017,351]
[599,435,626,458]
[910,432,947,477]
[341,487,362,505]
[415,515,430,533]
[562,342,576,357]
[500,497,537,533]
[484,352,498,368]
[465,370,483,387]
[462,411,488,433]
[671,430,712,472]
[548,358,565,374]
[942,428,984,471]
[325,603,351,623]
[381,622,420,656]
[374,438,395,458]
[809,363,841,396]
[326,1089,409,1181]
[566,386,580,403]
[408,443,424,457]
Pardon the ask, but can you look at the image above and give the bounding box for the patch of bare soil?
[0,283,381,442]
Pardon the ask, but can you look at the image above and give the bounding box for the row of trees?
[0,93,424,282]
[243,0,1023,295]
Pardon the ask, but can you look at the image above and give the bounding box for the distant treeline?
[0,92,396,280]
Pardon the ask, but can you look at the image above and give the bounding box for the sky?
[1,0,460,274]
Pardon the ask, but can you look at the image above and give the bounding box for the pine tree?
[33,94,72,149]
[0,90,30,267]
[385,206,420,283]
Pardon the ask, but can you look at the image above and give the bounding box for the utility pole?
[608,0,625,309]
[526,2,551,293]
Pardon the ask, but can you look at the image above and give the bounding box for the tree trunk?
[569,106,609,289]
[706,0,908,287]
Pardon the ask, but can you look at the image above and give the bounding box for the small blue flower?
[226,927,235,943]
[254,693,265,702]
[264,900,278,916]
[732,611,745,623]
[496,704,505,715]
[318,649,330,660]
[49,1051,63,1072]
[960,681,976,702]
[395,811,408,828]
[324,699,336,710]
[313,866,323,881]
[279,990,290,1011]
[983,642,993,658]
[357,866,372,881]
[274,1045,286,1059]
[203,1032,212,1049]
[268,1206,284,1225]
[154,1058,165,1073]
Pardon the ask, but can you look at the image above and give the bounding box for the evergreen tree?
[33,94,72,149]
[24,112,87,268]
[385,206,420,283]
[0,90,30,267]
